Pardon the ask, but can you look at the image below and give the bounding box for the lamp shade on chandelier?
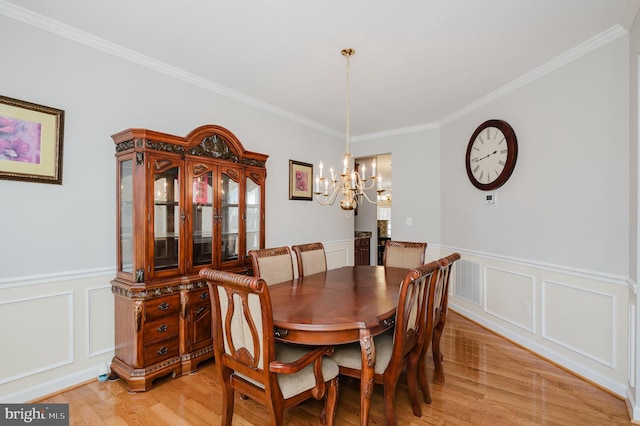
[314,48,384,210]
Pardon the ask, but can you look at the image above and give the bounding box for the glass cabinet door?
[220,169,240,264]
[152,161,181,273]
[245,174,262,254]
[191,170,214,266]
[119,159,133,274]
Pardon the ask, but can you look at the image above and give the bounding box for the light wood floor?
[37,311,633,425]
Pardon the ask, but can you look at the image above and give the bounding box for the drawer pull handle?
[195,306,206,316]
[199,292,209,300]
[157,346,169,356]
[157,324,168,333]
[158,302,170,311]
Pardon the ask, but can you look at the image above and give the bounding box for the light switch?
[406,217,413,226]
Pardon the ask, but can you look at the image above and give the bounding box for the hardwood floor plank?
[35,311,632,425]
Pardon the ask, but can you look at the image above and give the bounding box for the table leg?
[359,328,375,426]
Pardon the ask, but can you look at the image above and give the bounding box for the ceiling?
[1,0,634,138]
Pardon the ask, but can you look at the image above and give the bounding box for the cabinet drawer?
[143,316,179,344]
[144,337,180,365]
[188,288,210,305]
[145,294,180,321]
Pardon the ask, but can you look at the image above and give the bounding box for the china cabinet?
[110,125,267,391]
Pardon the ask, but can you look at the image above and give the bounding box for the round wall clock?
[465,119,518,191]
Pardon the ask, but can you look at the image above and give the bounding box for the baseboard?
[0,367,98,403]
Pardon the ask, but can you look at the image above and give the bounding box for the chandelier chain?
[314,48,384,210]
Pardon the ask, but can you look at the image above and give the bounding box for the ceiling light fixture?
[314,48,384,210]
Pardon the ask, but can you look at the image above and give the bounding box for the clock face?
[465,120,517,190]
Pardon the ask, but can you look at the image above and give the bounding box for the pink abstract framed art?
[0,95,65,184]
[289,159,313,201]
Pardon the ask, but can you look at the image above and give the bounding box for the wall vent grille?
[454,259,482,306]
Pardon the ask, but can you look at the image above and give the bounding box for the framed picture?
[289,159,313,201]
[0,95,65,184]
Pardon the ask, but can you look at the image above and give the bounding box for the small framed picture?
[289,159,313,201]
[0,95,65,184]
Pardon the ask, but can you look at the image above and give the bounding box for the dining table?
[269,265,409,426]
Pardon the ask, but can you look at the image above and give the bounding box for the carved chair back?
[332,261,440,425]
[291,242,327,277]
[383,240,427,270]
[248,246,294,285]
[200,268,339,425]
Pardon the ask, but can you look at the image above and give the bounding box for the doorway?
[354,153,392,265]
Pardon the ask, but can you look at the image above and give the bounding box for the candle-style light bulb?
[343,156,348,174]
[361,164,366,179]
[371,159,376,178]
[319,161,323,178]
[377,175,382,190]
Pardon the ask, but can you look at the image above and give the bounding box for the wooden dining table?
[269,265,409,426]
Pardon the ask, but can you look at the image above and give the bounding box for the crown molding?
[0,0,343,139]
[0,1,629,141]
[438,24,628,126]
[352,122,440,142]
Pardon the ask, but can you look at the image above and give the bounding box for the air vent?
[454,259,482,306]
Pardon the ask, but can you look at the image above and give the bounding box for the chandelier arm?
[315,183,341,206]
[358,190,378,204]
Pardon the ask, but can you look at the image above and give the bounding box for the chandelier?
[314,48,384,210]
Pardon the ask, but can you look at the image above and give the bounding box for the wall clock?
[465,119,518,191]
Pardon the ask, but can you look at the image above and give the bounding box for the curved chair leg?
[417,345,432,404]
[320,377,339,426]
[417,350,432,404]
[383,371,404,426]
[405,355,423,417]
[221,378,235,426]
[432,324,445,383]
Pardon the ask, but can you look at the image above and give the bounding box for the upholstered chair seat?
[238,343,340,399]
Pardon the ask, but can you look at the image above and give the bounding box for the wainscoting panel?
[542,280,615,367]
[87,285,114,357]
[0,273,115,403]
[325,240,351,270]
[0,292,74,385]
[484,267,535,333]
[445,247,628,397]
[629,303,636,387]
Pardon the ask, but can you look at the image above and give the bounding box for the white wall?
[0,14,353,402]
[626,4,640,417]
[440,35,630,396]
[351,127,441,254]
[354,32,631,399]
[0,7,636,410]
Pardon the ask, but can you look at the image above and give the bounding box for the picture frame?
[289,159,313,201]
[0,95,65,184]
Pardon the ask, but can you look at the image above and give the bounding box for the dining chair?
[291,242,327,277]
[421,252,461,390]
[199,268,339,426]
[331,261,440,426]
[383,240,427,269]
[248,246,294,285]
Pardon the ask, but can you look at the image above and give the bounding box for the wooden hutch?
[110,125,267,391]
